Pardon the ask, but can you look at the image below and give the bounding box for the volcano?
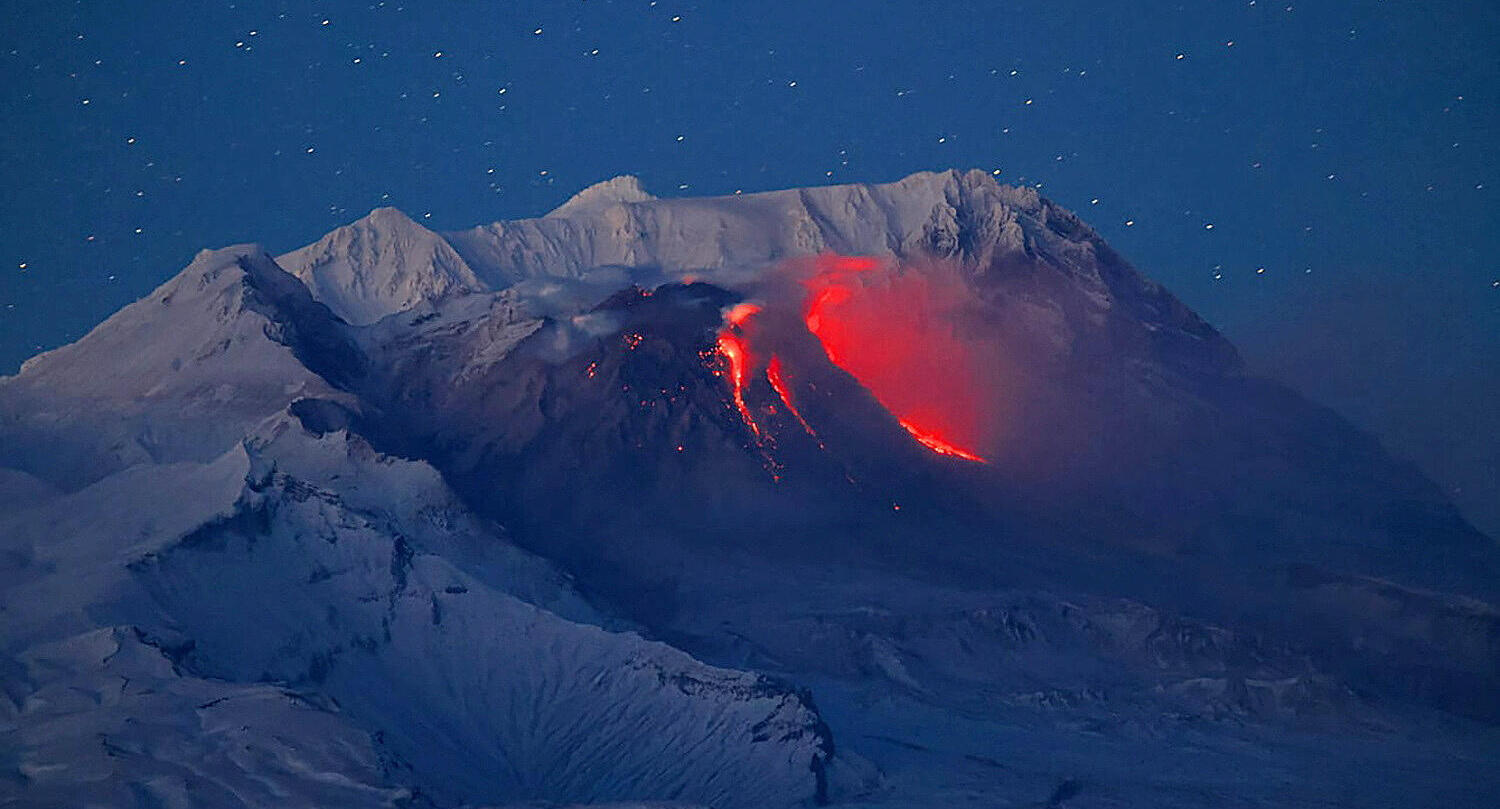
[2,170,1497,808]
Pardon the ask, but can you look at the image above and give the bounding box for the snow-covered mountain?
[0,245,360,491]
[277,207,484,326]
[3,170,1497,808]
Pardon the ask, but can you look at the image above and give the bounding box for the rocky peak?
[277,207,484,326]
[548,175,656,218]
[0,244,357,489]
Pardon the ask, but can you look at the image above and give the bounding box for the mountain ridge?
[276,206,483,326]
[549,174,657,217]
[0,244,360,490]
[2,170,1497,808]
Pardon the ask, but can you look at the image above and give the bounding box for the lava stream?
[766,356,817,438]
[800,254,989,463]
[716,303,763,438]
[897,419,986,462]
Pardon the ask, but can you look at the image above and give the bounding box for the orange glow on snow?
[800,254,989,463]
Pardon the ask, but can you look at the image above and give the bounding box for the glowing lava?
[897,419,986,462]
[800,254,989,463]
[766,355,816,438]
[801,255,877,362]
[715,302,825,450]
[712,258,991,465]
[724,301,761,328]
[716,303,763,438]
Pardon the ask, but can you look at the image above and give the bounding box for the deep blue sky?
[1,0,1496,530]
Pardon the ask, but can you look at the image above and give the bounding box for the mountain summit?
[277,206,482,325]
[548,174,657,216]
[2,171,1497,808]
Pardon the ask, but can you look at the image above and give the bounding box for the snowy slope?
[278,206,485,326]
[0,245,360,491]
[4,627,407,809]
[1,409,839,808]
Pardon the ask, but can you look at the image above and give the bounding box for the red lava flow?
[766,355,816,438]
[716,303,762,438]
[799,254,988,463]
[712,254,990,464]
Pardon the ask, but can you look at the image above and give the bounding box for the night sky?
[1,1,1496,532]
